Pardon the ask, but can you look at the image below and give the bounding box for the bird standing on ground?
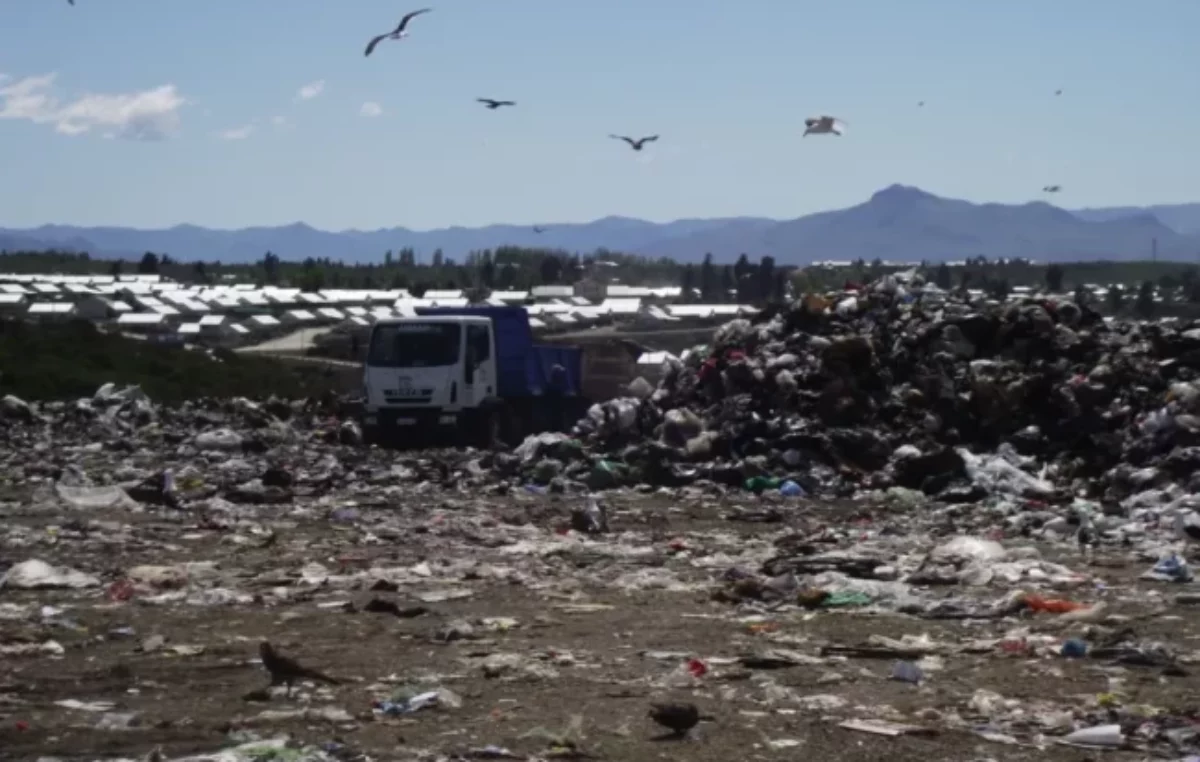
[803,115,846,136]
[648,703,713,737]
[1073,506,1096,562]
[1173,509,1200,557]
[477,98,516,110]
[259,641,339,696]
[364,8,431,57]
[610,134,659,151]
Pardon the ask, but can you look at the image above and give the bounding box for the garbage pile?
[5,377,1200,759]
[549,273,1200,501]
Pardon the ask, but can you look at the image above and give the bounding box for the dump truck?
[360,306,635,446]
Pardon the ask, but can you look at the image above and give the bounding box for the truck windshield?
[366,323,461,368]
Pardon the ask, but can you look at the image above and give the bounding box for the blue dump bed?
[414,306,582,399]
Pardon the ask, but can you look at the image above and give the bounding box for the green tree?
[680,264,695,302]
[1045,264,1065,293]
[137,252,160,274]
[261,252,280,285]
[1135,280,1156,318]
[699,253,717,301]
[1107,284,1124,312]
[934,263,952,290]
[722,265,736,302]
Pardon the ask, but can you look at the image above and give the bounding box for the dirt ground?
[0,495,1195,762]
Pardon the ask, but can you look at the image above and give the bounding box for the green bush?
[0,319,340,403]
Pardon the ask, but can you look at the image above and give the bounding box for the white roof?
[199,314,227,326]
[490,290,529,302]
[0,293,27,304]
[246,314,281,327]
[599,298,642,314]
[317,307,346,319]
[117,312,167,324]
[283,309,318,321]
[177,323,202,334]
[28,302,75,314]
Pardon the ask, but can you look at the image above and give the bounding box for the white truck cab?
[361,315,497,440]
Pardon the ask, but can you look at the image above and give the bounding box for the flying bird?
[477,98,516,110]
[610,134,659,151]
[803,115,846,137]
[364,8,431,57]
[1043,185,1062,193]
[259,641,339,697]
[1055,89,1063,96]
[532,225,547,234]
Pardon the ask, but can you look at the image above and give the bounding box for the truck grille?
[383,387,435,404]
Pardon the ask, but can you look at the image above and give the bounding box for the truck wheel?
[362,425,382,447]
[464,409,496,450]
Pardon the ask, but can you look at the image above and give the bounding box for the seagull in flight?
[364,8,431,57]
[477,98,516,110]
[610,134,658,151]
[533,225,547,234]
[1055,89,1063,96]
[1043,185,1062,193]
[803,116,846,137]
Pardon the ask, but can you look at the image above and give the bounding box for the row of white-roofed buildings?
[0,273,761,349]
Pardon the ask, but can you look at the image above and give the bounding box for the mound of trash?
[509,271,1200,502]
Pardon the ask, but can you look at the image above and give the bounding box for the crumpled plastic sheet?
[0,559,100,590]
[55,483,139,510]
[958,448,1054,497]
[102,738,336,762]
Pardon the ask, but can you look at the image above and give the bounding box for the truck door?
[463,323,495,405]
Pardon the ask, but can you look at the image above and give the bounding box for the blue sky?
[1,0,1197,231]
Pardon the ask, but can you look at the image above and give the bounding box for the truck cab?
[361,314,498,442]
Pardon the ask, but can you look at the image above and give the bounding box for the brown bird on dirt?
[648,702,713,737]
[259,641,339,696]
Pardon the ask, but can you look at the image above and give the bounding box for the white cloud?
[271,114,287,126]
[360,101,382,118]
[217,123,254,140]
[296,80,325,101]
[0,72,184,140]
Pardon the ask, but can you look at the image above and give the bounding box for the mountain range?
[3,185,1199,265]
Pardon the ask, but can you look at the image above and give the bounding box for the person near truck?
[547,363,569,432]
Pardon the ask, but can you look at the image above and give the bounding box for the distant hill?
[2,185,1197,265]
[1070,203,1200,235]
